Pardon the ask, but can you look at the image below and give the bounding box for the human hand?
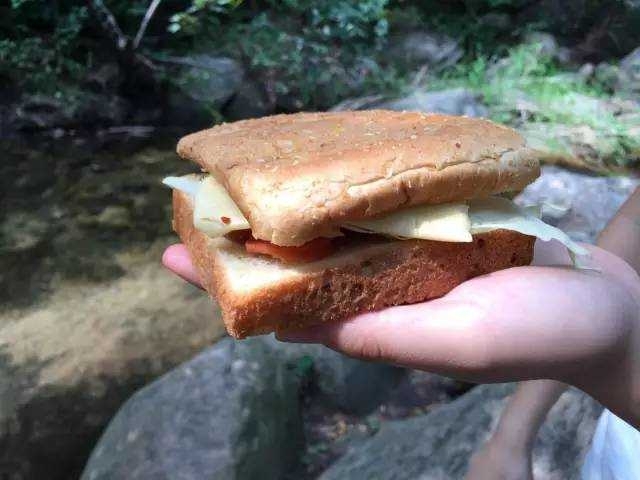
[162,240,640,424]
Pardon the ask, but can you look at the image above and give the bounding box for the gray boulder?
[273,340,405,414]
[617,46,640,98]
[477,12,511,31]
[13,92,129,131]
[319,384,602,480]
[224,80,274,120]
[387,31,462,69]
[1,211,49,251]
[523,31,572,65]
[80,335,403,479]
[14,94,73,130]
[312,348,403,414]
[166,55,243,125]
[517,165,639,243]
[82,338,303,480]
[0,248,224,480]
[377,88,488,117]
[176,55,244,108]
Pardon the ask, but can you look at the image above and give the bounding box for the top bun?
[177,110,540,246]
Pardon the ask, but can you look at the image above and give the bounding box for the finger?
[162,244,203,289]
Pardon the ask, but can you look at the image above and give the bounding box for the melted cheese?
[344,203,472,242]
[164,175,250,236]
[468,197,588,256]
[162,175,589,260]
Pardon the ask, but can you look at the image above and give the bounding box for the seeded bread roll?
[172,190,535,339]
[177,110,540,246]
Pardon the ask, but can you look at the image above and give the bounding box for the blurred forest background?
[2,0,640,169]
[1,1,639,479]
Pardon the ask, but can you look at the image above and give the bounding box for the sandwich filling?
[163,175,588,264]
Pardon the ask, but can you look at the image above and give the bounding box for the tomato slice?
[245,237,335,263]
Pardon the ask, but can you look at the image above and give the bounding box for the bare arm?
[491,380,567,451]
[465,380,567,480]
[467,187,640,479]
[598,187,640,272]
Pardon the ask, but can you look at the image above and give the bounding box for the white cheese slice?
[163,174,250,237]
[162,175,201,198]
[469,196,589,256]
[194,176,250,237]
[163,175,589,261]
[344,203,473,242]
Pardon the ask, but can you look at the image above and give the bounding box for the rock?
[80,336,404,479]
[594,62,621,91]
[84,63,123,94]
[617,46,640,98]
[273,340,405,414]
[14,95,73,130]
[13,91,130,131]
[165,55,244,126]
[175,55,244,109]
[381,370,470,417]
[523,31,571,65]
[0,244,226,480]
[377,88,488,117]
[312,348,403,414]
[519,118,638,173]
[0,211,49,252]
[516,165,639,243]
[94,206,132,229]
[76,93,129,127]
[81,337,303,480]
[330,94,385,112]
[478,12,511,31]
[577,62,595,80]
[319,384,602,480]
[386,31,462,69]
[224,80,274,120]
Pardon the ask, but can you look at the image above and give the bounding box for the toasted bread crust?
[177,111,540,246]
[173,190,535,339]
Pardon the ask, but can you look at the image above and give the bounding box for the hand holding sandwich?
[161,111,639,427]
[164,238,640,427]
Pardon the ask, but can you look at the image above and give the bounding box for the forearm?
[598,187,640,272]
[492,380,567,450]
[592,186,640,425]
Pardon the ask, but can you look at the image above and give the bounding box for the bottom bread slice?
[173,190,535,339]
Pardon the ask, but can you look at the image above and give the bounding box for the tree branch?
[133,0,163,50]
[88,0,129,51]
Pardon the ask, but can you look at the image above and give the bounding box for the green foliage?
[215,7,400,108]
[2,0,639,156]
[306,0,389,41]
[0,0,398,107]
[168,0,243,35]
[432,43,640,163]
[0,1,89,93]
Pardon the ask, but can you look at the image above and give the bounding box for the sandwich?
[163,110,586,339]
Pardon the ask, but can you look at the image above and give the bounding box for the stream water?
[1,129,195,310]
